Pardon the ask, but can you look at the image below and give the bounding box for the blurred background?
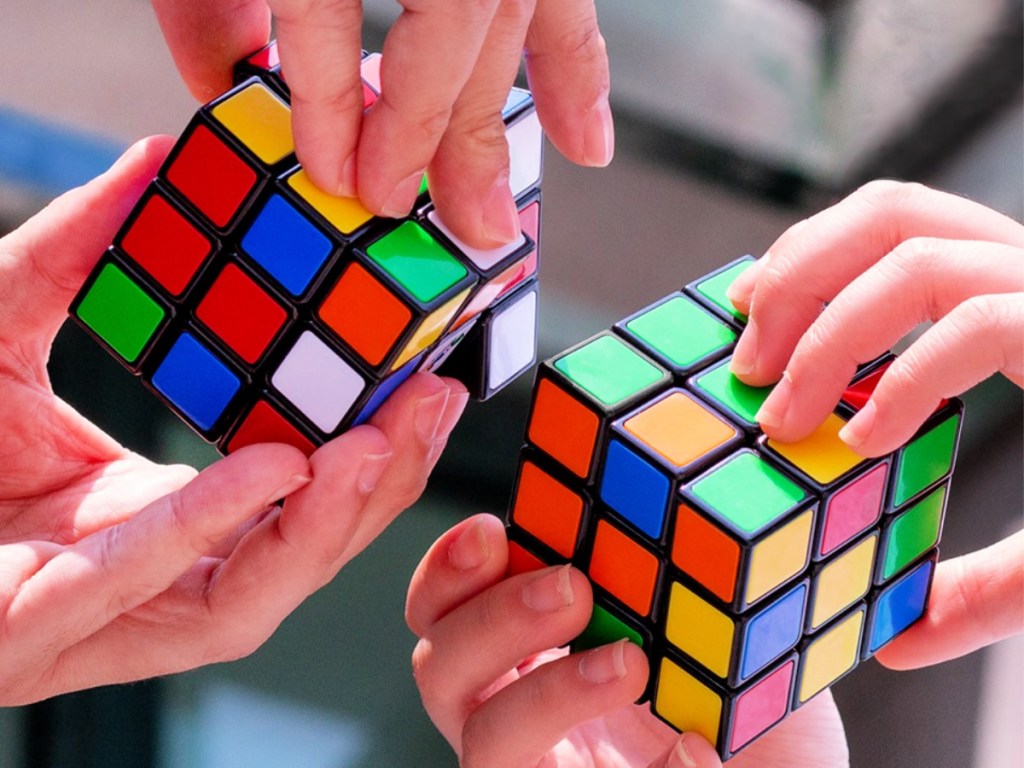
[0,0,1021,766]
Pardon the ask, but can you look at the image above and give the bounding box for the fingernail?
[426,387,470,463]
[725,251,768,306]
[414,387,451,445]
[482,174,520,244]
[578,639,628,684]
[669,735,698,768]
[380,169,425,218]
[357,450,393,494]
[756,370,793,430]
[266,473,312,505]
[583,98,615,167]
[839,399,876,451]
[729,320,759,376]
[522,564,574,612]
[448,517,491,571]
[337,153,357,198]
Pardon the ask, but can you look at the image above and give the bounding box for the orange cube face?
[672,502,741,603]
[589,519,660,617]
[528,378,601,479]
[509,459,586,559]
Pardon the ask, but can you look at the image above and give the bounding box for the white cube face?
[427,209,527,272]
[507,111,543,199]
[272,331,366,433]
[487,288,538,392]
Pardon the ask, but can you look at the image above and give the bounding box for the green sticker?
[625,296,736,369]
[695,260,753,321]
[554,335,665,407]
[692,452,807,535]
[694,360,772,425]
[893,414,959,507]
[367,221,468,303]
[883,485,945,580]
[75,263,166,363]
[575,604,644,651]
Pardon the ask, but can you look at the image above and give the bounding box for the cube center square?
[505,255,964,761]
[69,42,546,453]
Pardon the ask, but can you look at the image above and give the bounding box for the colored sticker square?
[510,460,585,559]
[554,335,666,408]
[271,331,365,433]
[798,607,864,704]
[655,658,723,746]
[318,262,412,367]
[211,82,294,165]
[893,415,959,507]
[75,262,166,364]
[694,259,754,322]
[226,399,316,457]
[740,585,805,680]
[600,440,670,540]
[391,288,471,370]
[809,535,876,630]
[427,208,528,272]
[868,556,934,654]
[151,333,241,432]
[506,540,547,577]
[671,502,741,603]
[819,463,887,557]
[746,509,814,605]
[623,391,739,469]
[487,287,538,392]
[691,452,808,536]
[121,193,212,296]
[241,194,333,296]
[624,296,736,371]
[351,354,422,427]
[576,604,645,652]
[767,413,865,485]
[196,263,288,364]
[528,378,600,479]
[286,169,374,237]
[729,659,794,752]
[692,359,772,426]
[589,519,659,616]
[880,485,945,581]
[166,124,258,228]
[367,221,469,303]
[666,582,735,679]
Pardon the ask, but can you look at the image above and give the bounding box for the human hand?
[0,136,467,705]
[152,0,612,249]
[407,514,850,768]
[726,180,1024,668]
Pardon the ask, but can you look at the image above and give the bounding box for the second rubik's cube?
[506,256,962,760]
[69,42,543,455]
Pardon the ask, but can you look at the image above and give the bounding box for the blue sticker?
[241,194,333,295]
[152,333,241,431]
[869,558,933,653]
[600,440,670,540]
[739,582,806,681]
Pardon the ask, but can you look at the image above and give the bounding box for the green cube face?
[691,258,754,322]
[576,604,646,651]
[366,221,470,303]
[879,485,946,582]
[622,295,736,372]
[75,262,167,364]
[692,452,808,535]
[553,334,667,407]
[693,358,773,428]
[893,414,960,507]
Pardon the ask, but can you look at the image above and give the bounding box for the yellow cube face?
[287,169,374,236]
[392,288,472,370]
[665,582,735,678]
[797,607,865,704]
[655,658,723,744]
[767,412,865,484]
[745,509,814,605]
[211,82,294,165]
[809,534,877,630]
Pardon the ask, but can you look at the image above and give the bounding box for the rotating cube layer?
[70,42,544,455]
[505,256,962,760]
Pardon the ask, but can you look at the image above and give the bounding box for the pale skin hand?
[407,514,850,768]
[151,0,613,250]
[726,180,1024,668]
[0,135,468,705]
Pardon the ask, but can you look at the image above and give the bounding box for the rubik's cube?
[506,256,962,760]
[69,42,543,455]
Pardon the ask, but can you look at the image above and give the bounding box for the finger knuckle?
[456,112,511,155]
[855,179,928,210]
[410,637,434,687]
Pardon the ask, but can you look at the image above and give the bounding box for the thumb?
[0,135,173,344]
[875,530,1024,669]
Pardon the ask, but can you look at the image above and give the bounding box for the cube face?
[69,43,544,454]
[505,257,963,760]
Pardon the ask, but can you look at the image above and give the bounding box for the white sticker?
[427,209,526,272]
[507,110,543,199]
[271,331,365,433]
[487,289,538,392]
[360,53,382,93]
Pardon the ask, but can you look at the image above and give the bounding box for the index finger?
[730,181,1024,387]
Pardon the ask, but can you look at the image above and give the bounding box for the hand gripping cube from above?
[505,256,963,760]
[69,42,544,455]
